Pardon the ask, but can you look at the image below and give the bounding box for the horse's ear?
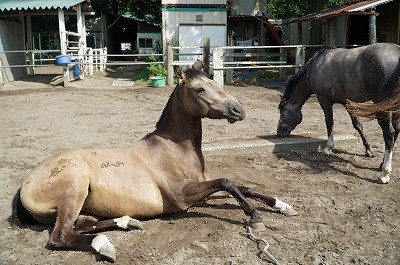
[174,66,186,81]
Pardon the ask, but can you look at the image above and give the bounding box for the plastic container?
[150,76,166,88]
[55,55,71,66]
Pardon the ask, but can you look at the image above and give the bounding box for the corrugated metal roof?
[0,0,85,12]
[288,0,394,23]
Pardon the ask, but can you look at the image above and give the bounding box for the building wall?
[162,7,227,52]
[0,19,26,83]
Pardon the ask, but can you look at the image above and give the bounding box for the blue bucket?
[55,55,71,65]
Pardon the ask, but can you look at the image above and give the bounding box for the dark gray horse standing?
[277,43,400,184]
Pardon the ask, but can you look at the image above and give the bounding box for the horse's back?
[309,43,400,102]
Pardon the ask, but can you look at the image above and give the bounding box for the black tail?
[13,188,39,225]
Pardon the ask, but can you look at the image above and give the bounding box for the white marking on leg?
[323,132,334,155]
[91,234,116,262]
[274,198,297,216]
[378,150,392,184]
[113,216,143,230]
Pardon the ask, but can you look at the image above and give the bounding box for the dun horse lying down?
[16,65,297,262]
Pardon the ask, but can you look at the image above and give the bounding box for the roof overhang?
[287,0,394,24]
[0,0,86,12]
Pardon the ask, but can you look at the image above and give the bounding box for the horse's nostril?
[232,107,241,115]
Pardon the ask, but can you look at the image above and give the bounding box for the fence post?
[203,38,210,75]
[99,49,104,72]
[295,46,305,73]
[167,43,174,86]
[88,48,93,75]
[213,47,224,88]
[0,59,3,89]
[63,65,70,87]
[103,48,107,71]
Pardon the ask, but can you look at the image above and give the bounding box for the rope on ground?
[245,222,281,265]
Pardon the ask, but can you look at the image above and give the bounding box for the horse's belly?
[82,182,168,219]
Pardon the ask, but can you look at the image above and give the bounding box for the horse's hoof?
[92,234,116,263]
[128,219,144,230]
[250,222,266,232]
[366,149,375,157]
[281,207,298,216]
[323,147,332,156]
[377,175,389,184]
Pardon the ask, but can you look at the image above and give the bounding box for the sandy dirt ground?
[0,67,399,265]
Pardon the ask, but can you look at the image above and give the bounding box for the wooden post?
[26,15,34,75]
[0,59,3,89]
[58,8,69,87]
[279,48,286,78]
[212,47,224,89]
[369,12,377,44]
[325,18,331,47]
[76,3,85,62]
[295,46,305,73]
[330,17,337,47]
[88,48,93,75]
[167,43,173,86]
[103,48,107,71]
[203,38,210,75]
[296,22,302,44]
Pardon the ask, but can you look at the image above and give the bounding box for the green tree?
[267,0,348,45]
[91,0,161,25]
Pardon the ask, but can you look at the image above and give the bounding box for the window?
[139,38,153,48]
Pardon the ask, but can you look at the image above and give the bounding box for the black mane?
[155,68,209,128]
[282,48,330,101]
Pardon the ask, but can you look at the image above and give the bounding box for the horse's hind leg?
[47,195,117,262]
[182,179,266,231]
[377,114,395,184]
[237,186,298,216]
[74,214,143,234]
[347,113,374,157]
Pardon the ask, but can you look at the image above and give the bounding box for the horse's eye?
[195,87,205,94]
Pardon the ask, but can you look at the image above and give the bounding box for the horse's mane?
[282,48,330,100]
[155,68,209,128]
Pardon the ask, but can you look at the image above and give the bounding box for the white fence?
[1,44,328,88]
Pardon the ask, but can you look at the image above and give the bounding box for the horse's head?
[277,96,303,137]
[174,66,245,123]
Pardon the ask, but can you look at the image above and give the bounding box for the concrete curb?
[202,134,358,156]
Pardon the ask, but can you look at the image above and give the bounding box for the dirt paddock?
[0,68,399,265]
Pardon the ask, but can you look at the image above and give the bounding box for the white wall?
[0,19,26,83]
[162,9,227,52]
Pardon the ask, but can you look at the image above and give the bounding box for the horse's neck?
[154,89,203,150]
[289,79,312,108]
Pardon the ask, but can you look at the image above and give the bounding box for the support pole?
[203,37,210,75]
[0,59,3,89]
[26,15,34,75]
[369,11,377,44]
[330,17,337,47]
[212,47,224,89]
[167,43,173,86]
[58,8,69,87]
[295,46,305,73]
[325,18,331,47]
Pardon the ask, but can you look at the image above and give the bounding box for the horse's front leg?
[317,96,334,155]
[237,186,298,216]
[182,179,266,231]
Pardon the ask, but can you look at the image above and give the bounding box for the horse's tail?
[13,188,39,225]
[345,87,400,119]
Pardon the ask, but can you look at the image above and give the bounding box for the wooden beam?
[369,13,377,44]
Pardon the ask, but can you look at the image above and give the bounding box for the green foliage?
[147,63,167,77]
[91,0,161,25]
[266,0,348,18]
